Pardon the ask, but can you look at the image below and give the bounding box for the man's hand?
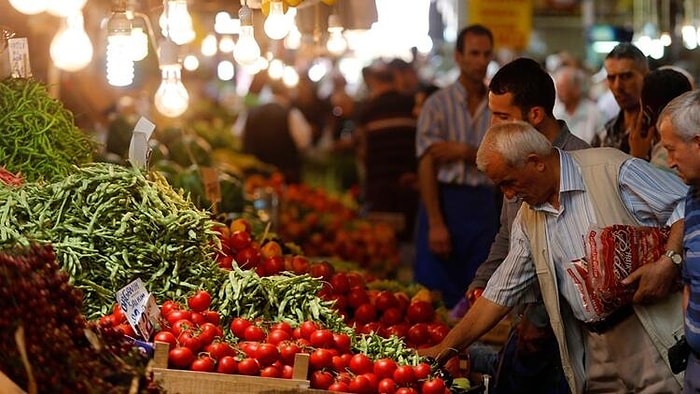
[621,255,680,304]
[417,344,458,367]
[429,141,469,163]
[628,109,655,160]
[429,224,451,259]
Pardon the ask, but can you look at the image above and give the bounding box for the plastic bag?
[566,224,669,322]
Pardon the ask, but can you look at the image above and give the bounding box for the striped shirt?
[415,81,491,186]
[684,186,700,352]
[482,149,687,322]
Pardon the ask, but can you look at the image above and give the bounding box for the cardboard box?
[151,342,314,394]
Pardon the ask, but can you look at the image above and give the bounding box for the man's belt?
[583,304,635,334]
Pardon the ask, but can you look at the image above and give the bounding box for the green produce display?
[0,78,96,182]
[0,162,225,319]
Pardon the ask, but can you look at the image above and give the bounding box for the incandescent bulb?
[154,65,189,118]
[8,0,48,15]
[165,0,195,45]
[46,0,87,17]
[326,29,347,56]
[106,10,134,86]
[284,24,301,50]
[234,25,261,66]
[50,12,93,72]
[130,27,149,61]
[201,34,218,56]
[263,1,290,40]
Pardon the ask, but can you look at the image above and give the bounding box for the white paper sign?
[128,117,156,167]
[116,278,160,340]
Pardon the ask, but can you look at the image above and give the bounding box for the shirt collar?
[558,148,586,193]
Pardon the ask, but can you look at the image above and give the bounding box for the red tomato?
[262,256,286,276]
[309,348,334,370]
[406,301,435,324]
[310,370,334,390]
[328,382,350,392]
[260,365,281,378]
[191,355,216,372]
[428,323,451,345]
[407,323,430,345]
[235,247,261,270]
[229,230,252,251]
[237,357,261,375]
[332,355,348,371]
[413,362,432,380]
[255,342,280,366]
[381,307,404,326]
[377,377,397,394]
[112,304,127,323]
[309,260,335,281]
[329,272,350,294]
[345,272,366,288]
[244,325,267,342]
[206,341,234,360]
[189,311,207,326]
[354,303,378,324]
[187,290,212,312]
[230,317,252,339]
[153,330,178,349]
[374,291,399,311]
[346,287,370,309]
[395,387,419,394]
[161,300,181,317]
[170,319,193,336]
[385,323,409,340]
[216,355,238,374]
[348,353,374,375]
[373,358,398,380]
[299,320,319,340]
[392,365,416,386]
[266,329,291,345]
[115,323,136,337]
[309,329,334,349]
[168,347,195,369]
[348,375,373,393]
[333,332,352,354]
[199,322,221,345]
[178,330,203,352]
[421,377,447,394]
[281,364,294,379]
[166,310,192,326]
[362,372,379,392]
[270,321,293,334]
[202,310,221,325]
[279,341,302,365]
[238,341,259,358]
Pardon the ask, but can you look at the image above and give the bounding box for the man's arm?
[418,296,511,364]
[417,151,450,258]
[622,219,683,303]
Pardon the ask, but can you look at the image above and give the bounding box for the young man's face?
[455,33,493,84]
[659,116,700,185]
[488,92,526,125]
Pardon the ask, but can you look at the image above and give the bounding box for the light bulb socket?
[159,38,179,67]
[327,14,343,32]
[108,10,132,36]
[239,4,253,26]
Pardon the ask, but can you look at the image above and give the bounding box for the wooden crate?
[151,342,313,394]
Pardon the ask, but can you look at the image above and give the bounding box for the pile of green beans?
[218,265,350,334]
[0,162,226,319]
[0,78,96,183]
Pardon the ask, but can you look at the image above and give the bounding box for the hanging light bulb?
[219,35,236,53]
[201,33,218,56]
[284,23,302,50]
[234,4,261,66]
[264,1,290,40]
[164,0,196,45]
[154,39,189,118]
[130,27,149,61]
[326,14,347,56]
[8,0,48,15]
[106,9,134,86]
[46,0,87,17]
[50,12,93,72]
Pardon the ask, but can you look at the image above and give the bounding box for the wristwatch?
[665,250,683,267]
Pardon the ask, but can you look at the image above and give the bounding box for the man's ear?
[693,134,700,150]
[527,153,546,171]
[527,106,546,126]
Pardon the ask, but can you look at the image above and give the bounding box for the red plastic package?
[566,224,669,322]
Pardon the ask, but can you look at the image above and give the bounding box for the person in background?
[242,79,313,184]
[420,120,686,393]
[414,24,497,310]
[553,65,606,145]
[657,90,700,392]
[593,42,648,153]
[388,57,422,96]
[355,62,419,242]
[630,67,692,168]
[465,57,589,394]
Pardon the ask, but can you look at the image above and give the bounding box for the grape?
[0,244,160,393]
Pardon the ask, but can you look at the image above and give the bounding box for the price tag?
[201,166,221,204]
[8,37,31,78]
[115,278,160,340]
[128,117,156,168]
